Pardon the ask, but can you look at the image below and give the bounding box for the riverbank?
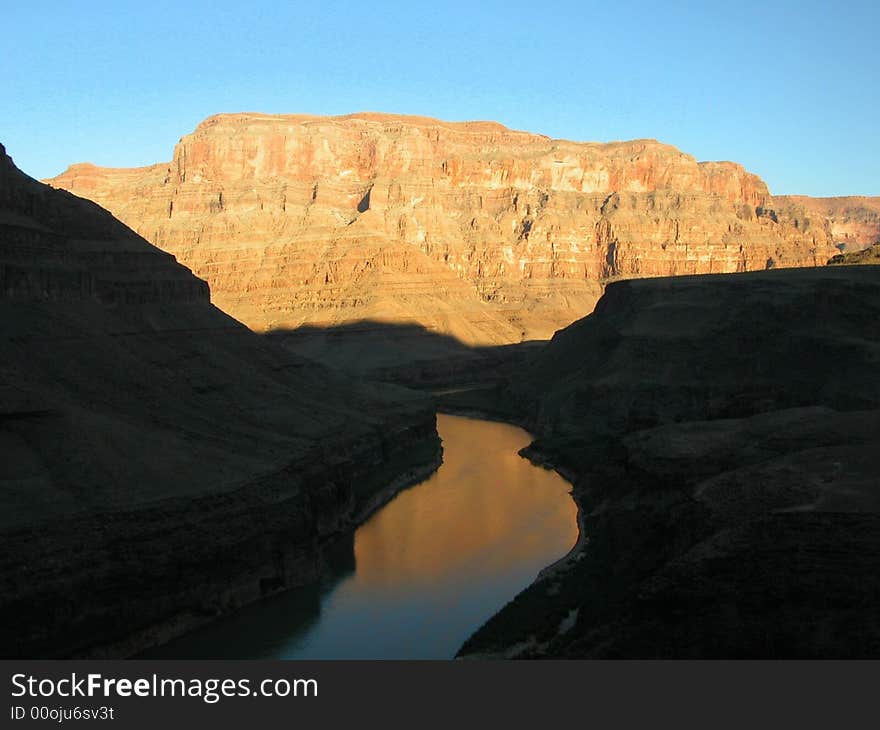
[141,427,446,660]
[3,415,442,660]
[0,146,450,660]
[137,414,578,660]
[430,391,590,658]
[457,267,880,658]
[436,399,586,577]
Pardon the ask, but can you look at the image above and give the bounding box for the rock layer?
[828,242,880,266]
[452,265,880,658]
[0,143,439,658]
[47,113,835,352]
[777,195,880,252]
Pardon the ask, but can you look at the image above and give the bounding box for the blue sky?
[2,0,877,195]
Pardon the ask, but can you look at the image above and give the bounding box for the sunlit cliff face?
[46,113,835,347]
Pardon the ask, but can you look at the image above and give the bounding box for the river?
[144,414,578,659]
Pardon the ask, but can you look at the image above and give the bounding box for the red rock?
[47,113,836,344]
[776,195,880,252]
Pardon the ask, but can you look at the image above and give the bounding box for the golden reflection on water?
[142,414,579,658]
[349,413,578,590]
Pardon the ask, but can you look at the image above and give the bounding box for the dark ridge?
[0,144,440,658]
[458,266,880,658]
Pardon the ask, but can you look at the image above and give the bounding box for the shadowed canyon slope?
[47,113,836,353]
[0,143,439,658]
[453,266,880,658]
[776,195,880,252]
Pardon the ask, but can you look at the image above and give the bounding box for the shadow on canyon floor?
[263,269,880,659]
[264,319,549,390]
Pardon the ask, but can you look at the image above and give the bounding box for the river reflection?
[144,414,577,659]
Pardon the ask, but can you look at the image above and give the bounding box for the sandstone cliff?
[777,195,880,252]
[0,143,439,658]
[46,113,835,361]
[453,266,880,658]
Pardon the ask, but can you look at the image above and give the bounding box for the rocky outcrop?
[0,143,440,658]
[46,114,835,363]
[828,242,880,266]
[777,195,880,252]
[456,266,880,658]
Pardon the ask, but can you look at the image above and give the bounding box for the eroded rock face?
[0,143,439,658]
[828,242,880,265]
[777,195,880,252]
[46,113,835,347]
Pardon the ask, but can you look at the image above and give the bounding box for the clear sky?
[2,0,877,196]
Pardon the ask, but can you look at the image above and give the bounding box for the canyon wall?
[0,143,439,657]
[47,113,836,356]
[455,266,880,658]
[776,195,880,252]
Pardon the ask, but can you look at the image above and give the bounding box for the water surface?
[146,414,577,658]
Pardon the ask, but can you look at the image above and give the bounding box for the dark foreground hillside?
[0,144,440,658]
[458,266,880,658]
